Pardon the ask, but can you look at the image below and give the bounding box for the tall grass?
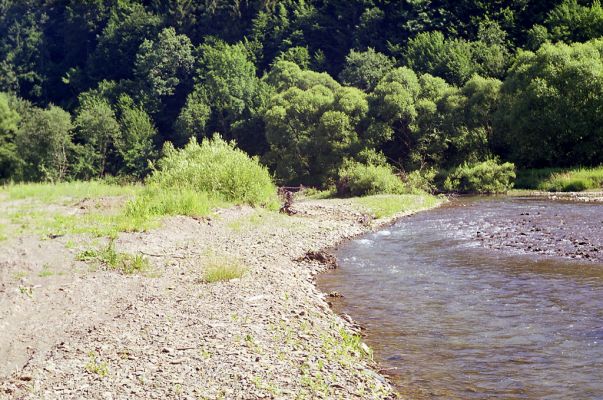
[516,166,603,192]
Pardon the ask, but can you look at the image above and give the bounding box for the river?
[318,196,603,399]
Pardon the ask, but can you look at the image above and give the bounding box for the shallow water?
[318,197,603,399]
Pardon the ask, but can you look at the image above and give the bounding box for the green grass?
[77,239,150,275]
[125,187,224,220]
[0,223,6,241]
[1,181,142,203]
[354,194,443,219]
[201,254,247,283]
[516,166,603,192]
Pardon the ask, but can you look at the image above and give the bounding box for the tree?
[184,39,269,154]
[338,48,395,92]
[545,0,603,43]
[263,61,368,186]
[74,96,120,178]
[0,92,20,180]
[16,105,73,182]
[115,96,158,178]
[135,28,195,101]
[495,40,603,167]
[405,31,476,86]
[87,2,162,83]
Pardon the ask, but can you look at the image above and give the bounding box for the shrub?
[404,169,437,193]
[443,160,515,194]
[337,160,407,197]
[148,134,278,207]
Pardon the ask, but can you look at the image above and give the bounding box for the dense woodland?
[1,0,603,192]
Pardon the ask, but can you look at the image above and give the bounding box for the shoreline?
[0,194,444,399]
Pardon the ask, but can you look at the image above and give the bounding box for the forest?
[1,0,603,193]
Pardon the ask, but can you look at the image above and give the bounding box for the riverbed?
[318,196,603,399]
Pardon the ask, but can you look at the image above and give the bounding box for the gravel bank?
[1,196,441,399]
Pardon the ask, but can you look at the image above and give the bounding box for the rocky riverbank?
[1,195,442,399]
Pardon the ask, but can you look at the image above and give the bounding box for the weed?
[18,285,33,298]
[12,271,27,280]
[85,351,109,378]
[77,240,150,275]
[38,264,54,277]
[201,253,247,283]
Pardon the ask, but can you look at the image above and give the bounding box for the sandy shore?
[0,196,442,399]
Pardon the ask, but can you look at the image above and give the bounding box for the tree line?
[1,0,602,188]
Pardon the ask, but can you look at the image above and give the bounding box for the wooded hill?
[1,0,602,191]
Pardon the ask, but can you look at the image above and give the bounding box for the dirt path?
[0,197,438,399]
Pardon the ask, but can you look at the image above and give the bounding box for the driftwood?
[296,250,338,269]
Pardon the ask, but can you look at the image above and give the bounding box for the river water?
[318,197,603,399]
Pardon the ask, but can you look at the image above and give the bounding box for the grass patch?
[1,181,142,203]
[125,187,223,220]
[85,351,109,378]
[38,264,54,277]
[354,194,442,219]
[0,223,6,241]
[516,166,603,192]
[77,239,150,275]
[201,254,247,283]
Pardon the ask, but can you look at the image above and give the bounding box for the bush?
[337,160,407,197]
[148,134,278,207]
[443,160,515,194]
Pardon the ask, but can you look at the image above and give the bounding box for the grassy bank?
[353,194,443,218]
[515,166,603,192]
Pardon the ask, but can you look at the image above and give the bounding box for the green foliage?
[74,96,120,178]
[337,160,407,197]
[516,166,603,191]
[443,160,516,194]
[0,92,20,180]
[115,96,157,178]
[264,61,368,186]
[134,27,194,109]
[16,105,74,182]
[187,39,268,154]
[546,0,603,43]
[148,135,277,207]
[495,40,603,168]
[339,48,395,92]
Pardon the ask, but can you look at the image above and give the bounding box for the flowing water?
[318,197,603,399]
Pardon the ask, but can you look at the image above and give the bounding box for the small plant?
[201,254,247,283]
[18,285,33,298]
[38,264,54,277]
[77,240,149,275]
[85,351,109,378]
